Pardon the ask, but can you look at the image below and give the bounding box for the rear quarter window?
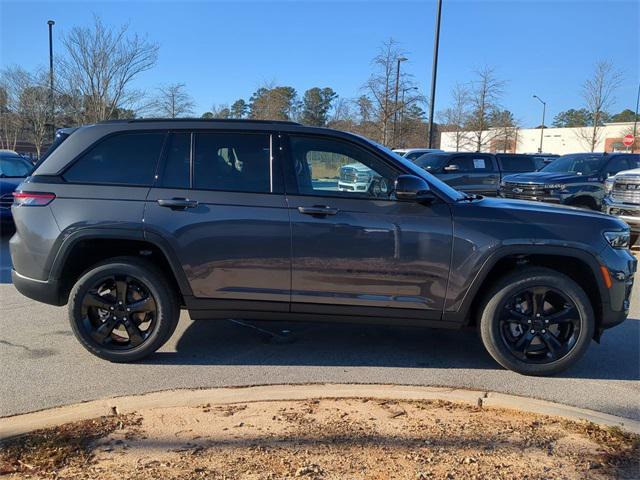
[498,155,535,172]
[64,132,166,186]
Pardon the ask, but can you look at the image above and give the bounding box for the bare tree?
[58,16,159,123]
[489,110,519,153]
[437,83,472,151]
[0,67,50,156]
[363,39,416,146]
[464,66,505,151]
[153,83,194,118]
[576,60,623,152]
[0,76,21,150]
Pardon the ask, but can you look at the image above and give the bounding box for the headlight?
[544,184,566,190]
[604,178,614,194]
[604,231,630,249]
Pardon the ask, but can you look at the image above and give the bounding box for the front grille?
[0,193,13,209]
[611,178,640,204]
[340,167,358,183]
[501,182,546,199]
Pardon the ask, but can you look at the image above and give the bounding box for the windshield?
[364,139,466,201]
[0,155,33,177]
[414,153,448,171]
[540,154,605,175]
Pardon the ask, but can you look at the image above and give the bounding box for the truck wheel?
[68,256,180,362]
[479,267,594,376]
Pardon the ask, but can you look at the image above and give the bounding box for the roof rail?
[98,118,301,126]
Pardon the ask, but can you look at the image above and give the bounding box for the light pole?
[632,82,639,154]
[392,57,408,148]
[533,94,546,153]
[427,0,443,148]
[47,20,55,142]
[398,86,418,147]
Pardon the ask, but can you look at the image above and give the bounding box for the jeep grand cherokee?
[10,119,636,376]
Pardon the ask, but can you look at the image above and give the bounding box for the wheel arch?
[50,228,192,305]
[452,246,606,336]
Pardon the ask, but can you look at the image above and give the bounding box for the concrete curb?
[1,384,639,440]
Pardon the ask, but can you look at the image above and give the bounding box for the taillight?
[12,191,56,206]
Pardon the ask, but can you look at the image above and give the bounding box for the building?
[440,121,637,154]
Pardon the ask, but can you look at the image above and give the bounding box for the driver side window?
[289,136,397,199]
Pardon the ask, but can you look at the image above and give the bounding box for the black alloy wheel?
[80,274,157,350]
[498,286,581,364]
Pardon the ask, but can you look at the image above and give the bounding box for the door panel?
[145,189,291,302]
[288,196,452,313]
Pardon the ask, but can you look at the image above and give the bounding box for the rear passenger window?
[193,132,272,193]
[499,155,535,172]
[160,133,190,189]
[64,132,165,186]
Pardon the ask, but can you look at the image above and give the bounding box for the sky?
[1,0,638,128]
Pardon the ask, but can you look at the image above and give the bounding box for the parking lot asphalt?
[0,231,638,420]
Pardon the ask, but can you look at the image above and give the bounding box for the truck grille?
[611,177,640,204]
[501,182,546,199]
[339,167,358,183]
[0,193,13,209]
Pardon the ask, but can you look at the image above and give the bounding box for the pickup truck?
[500,153,640,210]
[603,167,640,245]
[412,152,548,196]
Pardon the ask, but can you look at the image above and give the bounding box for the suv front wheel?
[479,267,594,376]
[68,257,179,362]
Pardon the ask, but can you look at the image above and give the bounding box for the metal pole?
[533,95,546,153]
[392,58,405,148]
[632,82,639,154]
[47,20,55,142]
[427,0,442,148]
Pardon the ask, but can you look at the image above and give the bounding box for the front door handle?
[298,205,339,217]
[157,198,199,210]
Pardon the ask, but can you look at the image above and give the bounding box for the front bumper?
[598,246,636,331]
[603,197,640,232]
[11,269,64,306]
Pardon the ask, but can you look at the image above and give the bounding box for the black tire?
[68,256,179,362]
[478,267,594,376]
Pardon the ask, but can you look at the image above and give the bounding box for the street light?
[392,56,408,147]
[47,20,55,142]
[427,0,443,148]
[533,94,546,153]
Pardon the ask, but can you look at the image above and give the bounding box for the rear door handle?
[157,198,199,210]
[298,206,339,217]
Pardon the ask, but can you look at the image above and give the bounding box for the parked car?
[413,152,545,196]
[499,153,640,210]
[603,167,640,245]
[0,150,34,225]
[10,119,635,376]
[393,148,444,161]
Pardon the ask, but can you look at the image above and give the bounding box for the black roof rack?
[98,118,301,126]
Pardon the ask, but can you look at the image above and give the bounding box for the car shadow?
[143,315,640,381]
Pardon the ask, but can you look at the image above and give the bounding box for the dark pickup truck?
[499,153,640,210]
[414,152,552,196]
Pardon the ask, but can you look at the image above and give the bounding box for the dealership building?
[439,121,637,155]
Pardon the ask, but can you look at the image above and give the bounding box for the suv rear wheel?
[479,267,594,376]
[68,257,179,362]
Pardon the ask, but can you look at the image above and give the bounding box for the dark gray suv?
[10,119,636,375]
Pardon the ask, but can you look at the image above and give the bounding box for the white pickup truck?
[603,167,640,245]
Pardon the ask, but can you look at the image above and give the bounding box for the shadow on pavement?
[144,315,640,381]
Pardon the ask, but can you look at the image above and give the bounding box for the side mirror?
[444,164,460,172]
[395,175,434,202]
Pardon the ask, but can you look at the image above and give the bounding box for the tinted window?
[405,151,425,160]
[447,155,494,172]
[160,133,190,189]
[605,156,631,176]
[64,132,165,185]
[415,153,448,171]
[290,135,397,199]
[541,154,605,175]
[193,132,271,193]
[498,154,536,173]
[0,155,33,177]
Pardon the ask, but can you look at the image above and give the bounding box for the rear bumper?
[11,269,64,306]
